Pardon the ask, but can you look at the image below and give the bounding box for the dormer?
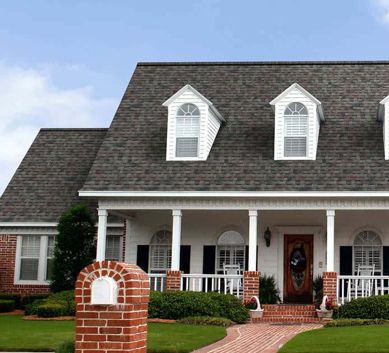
[270,83,324,160]
[163,85,225,161]
[378,95,389,159]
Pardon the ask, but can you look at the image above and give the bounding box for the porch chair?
[223,263,243,296]
[351,264,375,298]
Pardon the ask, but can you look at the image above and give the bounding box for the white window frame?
[105,235,123,261]
[283,102,309,159]
[216,230,246,273]
[352,230,383,275]
[149,230,172,274]
[174,103,201,160]
[14,235,54,285]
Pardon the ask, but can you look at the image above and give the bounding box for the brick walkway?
[193,323,322,353]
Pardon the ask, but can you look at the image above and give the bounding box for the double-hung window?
[17,235,55,283]
[284,102,308,158]
[105,235,122,261]
[176,103,200,158]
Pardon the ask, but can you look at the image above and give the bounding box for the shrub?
[57,340,74,353]
[0,294,21,308]
[337,295,389,319]
[260,275,280,304]
[313,275,323,305]
[51,203,96,292]
[25,290,75,317]
[325,318,389,327]
[178,316,234,327]
[148,291,248,324]
[20,294,49,309]
[0,299,15,313]
[37,303,67,318]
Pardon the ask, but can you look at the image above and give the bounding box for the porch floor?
[192,323,322,353]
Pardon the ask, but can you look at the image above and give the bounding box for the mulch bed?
[23,315,75,321]
[0,310,24,315]
[148,318,176,324]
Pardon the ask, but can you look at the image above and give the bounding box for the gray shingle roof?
[0,129,107,222]
[80,61,389,192]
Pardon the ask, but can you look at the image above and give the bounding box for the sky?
[1,0,389,195]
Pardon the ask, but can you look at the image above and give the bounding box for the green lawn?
[0,315,226,353]
[280,325,389,353]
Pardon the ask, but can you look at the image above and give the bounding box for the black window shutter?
[383,247,389,275]
[180,245,191,274]
[339,246,353,275]
[244,245,259,271]
[203,246,216,274]
[136,245,149,273]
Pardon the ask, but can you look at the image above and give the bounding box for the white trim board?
[80,190,389,198]
[0,222,124,228]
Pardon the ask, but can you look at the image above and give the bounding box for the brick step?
[263,304,316,311]
[263,312,316,317]
[252,316,323,324]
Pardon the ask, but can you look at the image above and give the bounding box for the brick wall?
[243,271,260,302]
[166,270,182,291]
[75,261,149,353]
[323,271,337,303]
[0,235,49,295]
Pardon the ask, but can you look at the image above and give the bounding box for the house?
[2,61,389,308]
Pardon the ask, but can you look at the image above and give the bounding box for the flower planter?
[249,309,264,319]
[316,309,333,319]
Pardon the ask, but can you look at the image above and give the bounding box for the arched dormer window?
[149,229,172,273]
[176,103,200,158]
[284,102,308,158]
[216,230,245,273]
[353,230,383,274]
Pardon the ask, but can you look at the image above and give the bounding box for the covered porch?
[93,197,389,304]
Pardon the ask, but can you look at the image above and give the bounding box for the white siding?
[274,86,320,160]
[165,87,221,161]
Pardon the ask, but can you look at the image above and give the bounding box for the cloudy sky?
[1,0,389,195]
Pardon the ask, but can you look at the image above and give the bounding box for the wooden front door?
[284,234,313,303]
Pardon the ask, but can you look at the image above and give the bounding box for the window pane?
[21,235,41,257]
[150,245,171,273]
[20,259,39,280]
[176,117,200,137]
[176,138,198,157]
[284,137,306,157]
[284,116,307,136]
[105,235,121,261]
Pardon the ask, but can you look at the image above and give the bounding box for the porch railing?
[181,274,244,298]
[338,275,389,304]
[149,273,167,292]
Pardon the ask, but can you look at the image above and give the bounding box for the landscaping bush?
[337,295,389,319]
[0,294,21,308]
[37,303,67,318]
[259,275,280,304]
[178,316,234,327]
[57,340,74,353]
[325,318,389,327]
[148,291,248,324]
[25,290,75,317]
[0,299,15,313]
[20,294,49,309]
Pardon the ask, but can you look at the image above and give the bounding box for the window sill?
[14,280,50,286]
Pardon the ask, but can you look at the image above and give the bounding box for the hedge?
[25,290,75,317]
[148,291,248,324]
[0,299,15,313]
[178,316,234,327]
[337,295,389,319]
[57,340,74,353]
[325,318,389,327]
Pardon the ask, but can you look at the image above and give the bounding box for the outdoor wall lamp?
[264,227,272,247]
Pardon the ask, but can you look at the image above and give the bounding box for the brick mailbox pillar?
[323,271,337,303]
[75,261,150,353]
[243,271,260,302]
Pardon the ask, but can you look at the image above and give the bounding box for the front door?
[284,234,313,303]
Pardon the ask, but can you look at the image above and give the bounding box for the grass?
[279,325,389,353]
[0,315,226,353]
[148,323,226,353]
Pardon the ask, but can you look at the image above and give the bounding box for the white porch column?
[96,209,108,261]
[248,210,258,271]
[326,209,335,272]
[171,210,182,271]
